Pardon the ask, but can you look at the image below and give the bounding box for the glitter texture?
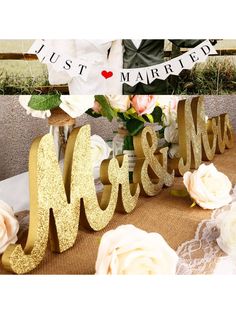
[177,96,218,175]
[2,125,140,274]
[133,126,174,196]
[173,96,234,176]
[215,114,234,153]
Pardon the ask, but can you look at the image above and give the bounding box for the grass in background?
[174,57,236,94]
[0,59,51,94]
[0,70,49,94]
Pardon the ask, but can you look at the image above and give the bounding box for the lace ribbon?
[176,189,236,275]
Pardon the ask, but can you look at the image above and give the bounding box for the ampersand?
[133,126,174,196]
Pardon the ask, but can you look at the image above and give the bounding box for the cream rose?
[106,95,131,112]
[183,163,232,210]
[156,95,180,126]
[216,202,236,257]
[19,95,51,119]
[0,200,19,254]
[95,224,178,275]
[91,135,112,180]
[60,95,94,118]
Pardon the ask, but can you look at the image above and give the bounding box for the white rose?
[183,163,232,210]
[95,224,178,275]
[216,202,236,258]
[91,135,112,180]
[106,95,131,112]
[60,95,94,118]
[156,96,180,126]
[0,200,19,254]
[19,95,51,119]
[164,121,179,144]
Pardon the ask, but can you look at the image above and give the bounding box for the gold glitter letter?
[133,126,174,196]
[178,96,218,175]
[2,125,140,274]
[209,113,234,154]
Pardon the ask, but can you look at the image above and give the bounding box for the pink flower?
[131,95,158,116]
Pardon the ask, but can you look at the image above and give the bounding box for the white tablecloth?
[0,172,29,213]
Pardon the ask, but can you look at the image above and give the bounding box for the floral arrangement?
[19,94,164,134]
[90,95,164,136]
[93,95,181,158]
[19,94,180,134]
[19,94,181,159]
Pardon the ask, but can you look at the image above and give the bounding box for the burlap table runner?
[1,139,236,275]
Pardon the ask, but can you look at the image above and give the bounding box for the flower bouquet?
[88,95,167,180]
[19,94,182,167]
[90,95,163,136]
[88,95,181,167]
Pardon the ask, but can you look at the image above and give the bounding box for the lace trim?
[176,189,236,275]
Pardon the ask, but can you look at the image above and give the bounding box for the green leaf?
[117,112,127,121]
[126,107,136,115]
[145,114,154,123]
[126,119,144,136]
[28,95,61,111]
[123,112,132,120]
[132,113,146,123]
[123,135,134,150]
[152,106,163,123]
[95,95,116,122]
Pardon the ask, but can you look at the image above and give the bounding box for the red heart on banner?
[101,70,113,79]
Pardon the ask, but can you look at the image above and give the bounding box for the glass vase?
[47,108,75,163]
[112,119,136,181]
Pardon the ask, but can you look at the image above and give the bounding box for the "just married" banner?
[28,40,217,86]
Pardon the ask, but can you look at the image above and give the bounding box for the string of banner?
[28,40,217,87]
